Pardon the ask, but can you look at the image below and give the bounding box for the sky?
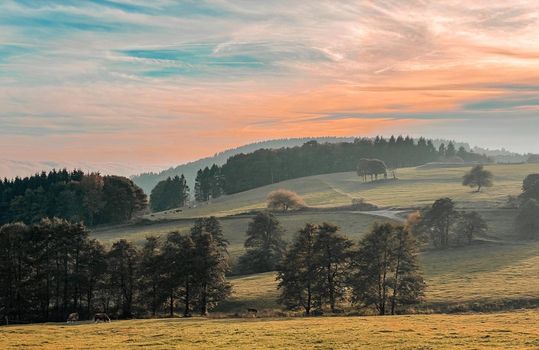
[1,0,539,178]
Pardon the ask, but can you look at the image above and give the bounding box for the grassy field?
[146,163,539,220]
[89,164,539,313]
[6,164,539,349]
[2,311,539,349]
[217,241,539,314]
[92,211,391,257]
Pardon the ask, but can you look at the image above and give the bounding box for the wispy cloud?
[1,0,539,177]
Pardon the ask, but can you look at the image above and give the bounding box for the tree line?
[0,217,230,324]
[205,137,490,195]
[0,170,147,226]
[146,138,490,211]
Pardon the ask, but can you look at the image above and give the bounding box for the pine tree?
[237,212,287,274]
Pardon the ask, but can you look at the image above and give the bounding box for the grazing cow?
[67,312,79,323]
[94,313,111,323]
[247,308,258,317]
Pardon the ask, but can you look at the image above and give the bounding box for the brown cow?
[247,308,258,317]
[94,313,111,323]
[66,312,79,323]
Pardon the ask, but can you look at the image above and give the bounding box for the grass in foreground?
[219,239,539,313]
[2,311,539,349]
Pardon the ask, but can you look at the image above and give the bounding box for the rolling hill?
[92,163,539,314]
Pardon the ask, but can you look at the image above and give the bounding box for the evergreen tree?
[150,175,189,212]
[277,224,318,315]
[237,212,287,274]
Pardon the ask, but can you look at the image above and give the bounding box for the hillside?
[2,311,539,349]
[131,137,357,193]
[144,163,539,221]
[130,137,474,194]
[92,163,539,314]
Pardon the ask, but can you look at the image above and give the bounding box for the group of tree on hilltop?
[202,137,489,195]
[0,217,230,323]
[0,170,147,226]
[146,137,490,211]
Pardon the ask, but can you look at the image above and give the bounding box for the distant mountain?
[131,137,358,194]
[0,159,166,180]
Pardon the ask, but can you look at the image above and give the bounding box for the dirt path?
[350,209,408,222]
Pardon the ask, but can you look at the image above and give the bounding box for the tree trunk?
[305,283,312,316]
[169,289,174,317]
[183,278,191,317]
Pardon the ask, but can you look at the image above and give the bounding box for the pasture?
[90,164,539,313]
[92,211,391,257]
[2,311,539,349]
[146,163,539,220]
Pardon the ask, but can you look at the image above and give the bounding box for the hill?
[2,310,538,349]
[131,137,357,193]
[143,163,539,221]
[130,137,475,194]
[92,163,539,314]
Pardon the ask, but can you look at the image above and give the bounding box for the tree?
[350,223,425,315]
[515,199,539,239]
[438,143,446,157]
[162,232,195,317]
[267,189,305,212]
[521,174,539,201]
[446,142,456,157]
[191,231,231,315]
[357,159,387,182]
[79,174,104,226]
[194,165,222,202]
[139,236,165,316]
[237,212,287,274]
[418,198,459,248]
[79,238,107,319]
[150,175,189,212]
[190,217,228,250]
[455,212,488,245]
[0,222,30,322]
[108,240,139,318]
[277,223,318,315]
[462,165,493,192]
[313,223,353,312]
